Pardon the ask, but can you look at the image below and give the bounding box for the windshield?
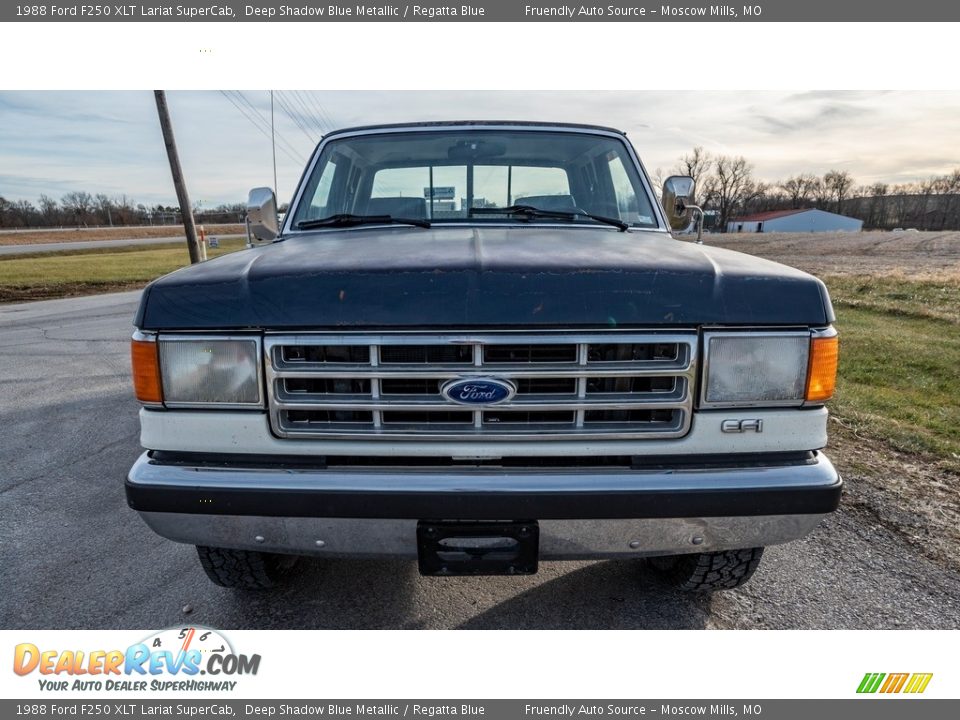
[290,130,659,230]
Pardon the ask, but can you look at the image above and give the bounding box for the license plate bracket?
[417,521,539,576]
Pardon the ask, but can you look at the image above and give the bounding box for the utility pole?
[154,90,202,264]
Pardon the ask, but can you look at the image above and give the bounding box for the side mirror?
[661,175,703,243]
[246,187,279,244]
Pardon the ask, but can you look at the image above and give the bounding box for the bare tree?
[94,193,115,226]
[811,177,830,209]
[0,198,36,228]
[61,191,94,226]
[941,169,960,231]
[650,167,665,191]
[701,155,758,230]
[672,146,712,205]
[0,197,13,227]
[863,183,889,228]
[11,200,36,227]
[824,170,854,213]
[38,195,60,226]
[114,195,140,225]
[780,173,817,209]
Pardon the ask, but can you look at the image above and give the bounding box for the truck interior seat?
[366,197,428,219]
[514,194,577,211]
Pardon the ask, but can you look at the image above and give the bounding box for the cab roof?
[322,121,627,139]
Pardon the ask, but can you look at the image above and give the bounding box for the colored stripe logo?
[857,673,933,694]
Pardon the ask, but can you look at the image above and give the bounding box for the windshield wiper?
[296,213,431,230]
[470,204,628,231]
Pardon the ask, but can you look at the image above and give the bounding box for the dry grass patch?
[0,224,245,245]
[712,229,960,278]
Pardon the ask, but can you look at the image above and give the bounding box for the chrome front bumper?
[126,451,841,559]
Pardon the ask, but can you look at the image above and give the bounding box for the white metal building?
[727,208,863,233]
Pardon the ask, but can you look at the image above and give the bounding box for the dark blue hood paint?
[134,227,834,330]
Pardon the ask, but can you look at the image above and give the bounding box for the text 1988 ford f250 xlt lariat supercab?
[126,122,841,591]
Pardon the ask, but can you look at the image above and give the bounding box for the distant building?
[727,208,863,233]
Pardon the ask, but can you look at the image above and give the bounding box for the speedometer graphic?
[139,626,235,659]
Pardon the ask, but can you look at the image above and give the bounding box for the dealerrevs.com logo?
[13,627,260,692]
[857,673,933,694]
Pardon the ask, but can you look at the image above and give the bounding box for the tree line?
[0,192,246,229]
[656,148,960,231]
[5,157,960,232]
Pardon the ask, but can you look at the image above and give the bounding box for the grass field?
[713,231,960,567]
[828,278,960,472]
[0,238,246,302]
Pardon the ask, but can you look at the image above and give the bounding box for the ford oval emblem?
[440,377,516,405]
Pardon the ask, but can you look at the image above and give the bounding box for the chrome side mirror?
[246,187,279,244]
[661,175,703,243]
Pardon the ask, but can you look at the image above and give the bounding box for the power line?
[218,90,304,164]
[284,90,322,135]
[274,91,320,146]
[231,90,305,160]
[302,91,331,134]
[275,91,317,143]
[307,91,338,132]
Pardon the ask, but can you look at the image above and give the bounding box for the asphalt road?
[2,292,959,630]
[0,235,243,256]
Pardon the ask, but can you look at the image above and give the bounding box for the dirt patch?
[829,421,960,574]
[711,230,960,278]
[0,224,245,246]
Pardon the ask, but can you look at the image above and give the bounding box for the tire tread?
[196,546,295,589]
[652,547,764,592]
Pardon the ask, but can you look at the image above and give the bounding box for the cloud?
[0,90,958,204]
[0,93,138,126]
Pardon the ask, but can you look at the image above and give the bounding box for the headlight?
[157,336,262,408]
[702,331,834,407]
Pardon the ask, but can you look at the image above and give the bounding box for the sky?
[1,90,959,207]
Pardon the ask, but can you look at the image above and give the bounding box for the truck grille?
[265,332,697,440]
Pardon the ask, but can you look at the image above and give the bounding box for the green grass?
[827,275,960,470]
[0,238,246,302]
[827,274,960,325]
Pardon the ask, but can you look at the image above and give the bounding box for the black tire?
[647,547,764,592]
[196,546,299,589]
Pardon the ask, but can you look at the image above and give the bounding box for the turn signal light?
[131,338,163,404]
[805,334,839,402]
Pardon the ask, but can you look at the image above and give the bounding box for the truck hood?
[135,227,834,330]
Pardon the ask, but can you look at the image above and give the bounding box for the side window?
[607,155,636,222]
[301,155,339,221]
[607,155,655,226]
